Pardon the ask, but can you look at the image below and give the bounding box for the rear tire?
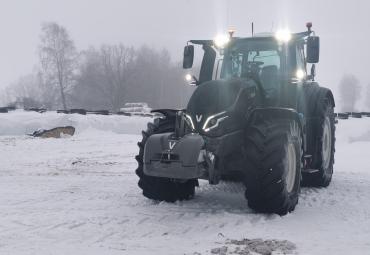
[135,117,197,202]
[243,117,302,215]
[302,99,335,187]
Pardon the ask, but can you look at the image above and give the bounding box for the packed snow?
[1,110,370,254]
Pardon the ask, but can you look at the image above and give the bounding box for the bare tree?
[366,84,370,110]
[1,74,44,108]
[36,70,60,109]
[0,88,13,106]
[39,22,77,110]
[71,47,111,109]
[338,74,362,112]
[72,45,136,111]
[73,45,192,110]
[100,44,135,110]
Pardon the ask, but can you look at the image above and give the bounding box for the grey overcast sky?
[0,0,370,97]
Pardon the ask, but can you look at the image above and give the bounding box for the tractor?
[135,23,335,215]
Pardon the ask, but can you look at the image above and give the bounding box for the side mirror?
[183,45,194,69]
[307,36,320,63]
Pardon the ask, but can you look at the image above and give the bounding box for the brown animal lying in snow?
[30,126,75,138]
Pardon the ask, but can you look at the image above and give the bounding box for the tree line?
[1,22,194,111]
[338,74,370,112]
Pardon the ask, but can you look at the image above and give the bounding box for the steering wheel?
[242,61,264,76]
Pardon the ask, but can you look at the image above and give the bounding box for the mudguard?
[247,107,306,150]
[143,132,206,179]
[248,107,304,129]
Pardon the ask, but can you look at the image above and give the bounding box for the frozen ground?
[1,111,370,254]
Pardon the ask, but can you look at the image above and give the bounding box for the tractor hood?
[186,78,260,134]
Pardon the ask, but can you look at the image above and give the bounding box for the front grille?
[153,153,180,163]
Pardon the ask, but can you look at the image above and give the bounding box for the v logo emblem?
[196,115,203,122]
[169,141,176,150]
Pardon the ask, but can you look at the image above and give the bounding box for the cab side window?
[246,50,280,96]
[296,43,306,75]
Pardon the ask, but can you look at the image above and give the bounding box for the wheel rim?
[285,143,297,193]
[322,117,332,170]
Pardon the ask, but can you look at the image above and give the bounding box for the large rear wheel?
[135,117,197,202]
[243,117,302,215]
[302,98,335,187]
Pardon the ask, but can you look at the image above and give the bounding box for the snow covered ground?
[1,110,370,254]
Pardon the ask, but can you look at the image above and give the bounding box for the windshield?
[220,39,282,96]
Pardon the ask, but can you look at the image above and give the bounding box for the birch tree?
[39,22,77,110]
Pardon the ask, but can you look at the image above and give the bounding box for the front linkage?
[143,110,219,184]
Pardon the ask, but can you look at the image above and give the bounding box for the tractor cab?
[183,23,320,108]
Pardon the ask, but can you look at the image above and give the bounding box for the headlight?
[184,74,198,86]
[184,113,195,130]
[296,69,305,80]
[185,74,192,81]
[275,29,292,42]
[214,34,230,48]
[203,111,229,132]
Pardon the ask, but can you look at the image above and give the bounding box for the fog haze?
[1,0,370,98]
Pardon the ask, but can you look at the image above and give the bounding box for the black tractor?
[135,23,335,215]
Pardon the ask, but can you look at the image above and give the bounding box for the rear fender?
[301,84,335,117]
[319,88,335,108]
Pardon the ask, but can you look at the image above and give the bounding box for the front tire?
[135,117,197,202]
[243,117,302,215]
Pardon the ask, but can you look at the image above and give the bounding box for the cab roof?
[189,31,311,46]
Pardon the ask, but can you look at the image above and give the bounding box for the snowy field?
[1,110,370,254]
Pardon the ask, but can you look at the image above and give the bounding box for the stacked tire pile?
[0,106,16,113]
[57,108,154,117]
[335,112,370,120]
[361,112,370,117]
[336,113,349,119]
[25,108,47,113]
[0,107,8,113]
[0,106,155,117]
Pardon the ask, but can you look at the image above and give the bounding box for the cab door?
[281,41,307,109]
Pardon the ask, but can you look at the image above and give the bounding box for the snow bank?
[2,110,370,138]
[335,117,370,174]
[336,117,370,143]
[0,110,150,136]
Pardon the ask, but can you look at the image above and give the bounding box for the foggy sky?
[1,0,370,99]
